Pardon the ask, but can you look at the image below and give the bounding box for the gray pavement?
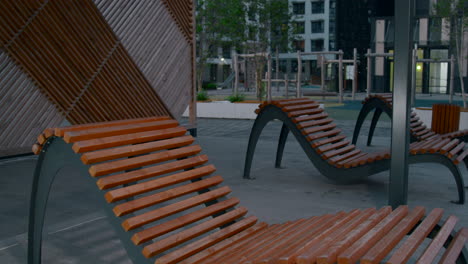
[1,116,467,263]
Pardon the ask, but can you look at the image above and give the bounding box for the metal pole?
[352,48,357,100]
[276,48,280,91]
[389,0,414,208]
[234,54,239,95]
[411,47,417,106]
[320,55,325,94]
[297,51,302,98]
[449,54,455,104]
[338,49,343,103]
[285,74,289,99]
[267,54,272,102]
[367,49,372,96]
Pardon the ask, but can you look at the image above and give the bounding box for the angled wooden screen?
[0,0,195,156]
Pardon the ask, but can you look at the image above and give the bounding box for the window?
[311,39,324,51]
[311,1,324,14]
[311,20,324,33]
[294,21,305,34]
[293,40,305,52]
[293,2,305,15]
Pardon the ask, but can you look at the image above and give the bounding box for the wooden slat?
[437,228,468,264]
[142,207,248,258]
[337,152,368,169]
[81,135,194,164]
[72,126,187,153]
[306,129,342,142]
[132,197,240,245]
[337,206,409,264]
[293,112,328,124]
[113,175,223,216]
[440,139,460,154]
[104,164,216,202]
[447,142,466,158]
[328,149,362,166]
[302,124,337,136]
[96,155,209,189]
[288,108,323,118]
[360,207,427,264]
[316,207,392,264]
[178,223,269,264]
[316,140,350,154]
[155,216,259,264]
[63,119,179,143]
[296,118,333,130]
[429,138,452,154]
[322,145,355,160]
[385,208,444,264]
[416,215,459,264]
[123,186,232,231]
[55,116,169,137]
[273,99,313,107]
[89,145,202,177]
[282,103,319,112]
[311,135,347,148]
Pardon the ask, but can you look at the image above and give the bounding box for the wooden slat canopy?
[0,0,195,157]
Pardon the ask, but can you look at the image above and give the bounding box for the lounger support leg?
[367,108,382,146]
[275,124,289,168]
[352,103,374,145]
[28,138,151,264]
[244,111,273,179]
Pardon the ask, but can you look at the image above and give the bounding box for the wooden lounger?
[245,98,467,204]
[352,94,468,146]
[30,118,468,263]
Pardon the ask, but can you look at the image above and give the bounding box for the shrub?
[226,93,245,103]
[197,90,210,101]
[202,82,218,90]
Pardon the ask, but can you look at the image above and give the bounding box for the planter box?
[182,101,324,119]
[414,107,468,130]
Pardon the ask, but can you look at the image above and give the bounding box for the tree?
[433,0,468,107]
[195,0,247,92]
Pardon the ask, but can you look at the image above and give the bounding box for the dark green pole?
[389,0,415,208]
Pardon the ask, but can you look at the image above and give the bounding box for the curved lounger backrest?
[29,116,468,263]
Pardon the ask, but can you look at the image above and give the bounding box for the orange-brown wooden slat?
[178,222,269,264]
[63,119,178,143]
[220,219,311,264]
[96,155,209,190]
[219,217,316,264]
[429,138,452,153]
[440,138,460,154]
[338,152,368,169]
[294,209,376,264]
[337,206,409,264]
[288,107,323,118]
[316,140,350,154]
[316,207,392,264]
[113,175,223,216]
[72,126,187,153]
[302,123,337,136]
[322,145,355,160]
[142,207,248,258]
[273,99,313,107]
[296,118,333,129]
[447,142,466,158]
[436,228,468,264]
[55,116,169,136]
[454,147,468,164]
[282,103,319,112]
[89,145,202,177]
[328,149,362,166]
[311,134,347,148]
[250,215,336,264]
[105,164,216,202]
[132,197,240,245]
[275,211,356,264]
[416,215,459,263]
[384,208,444,264]
[82,135,194,164]
[123,186,232,231]
[306,128,342,141]
[360,207,427,264]
[293,112,328,124]
[155,216,259,264]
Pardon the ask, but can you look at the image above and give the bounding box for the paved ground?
[1,110,467,263]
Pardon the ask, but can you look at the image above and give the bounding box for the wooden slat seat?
[31,117,468,263]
